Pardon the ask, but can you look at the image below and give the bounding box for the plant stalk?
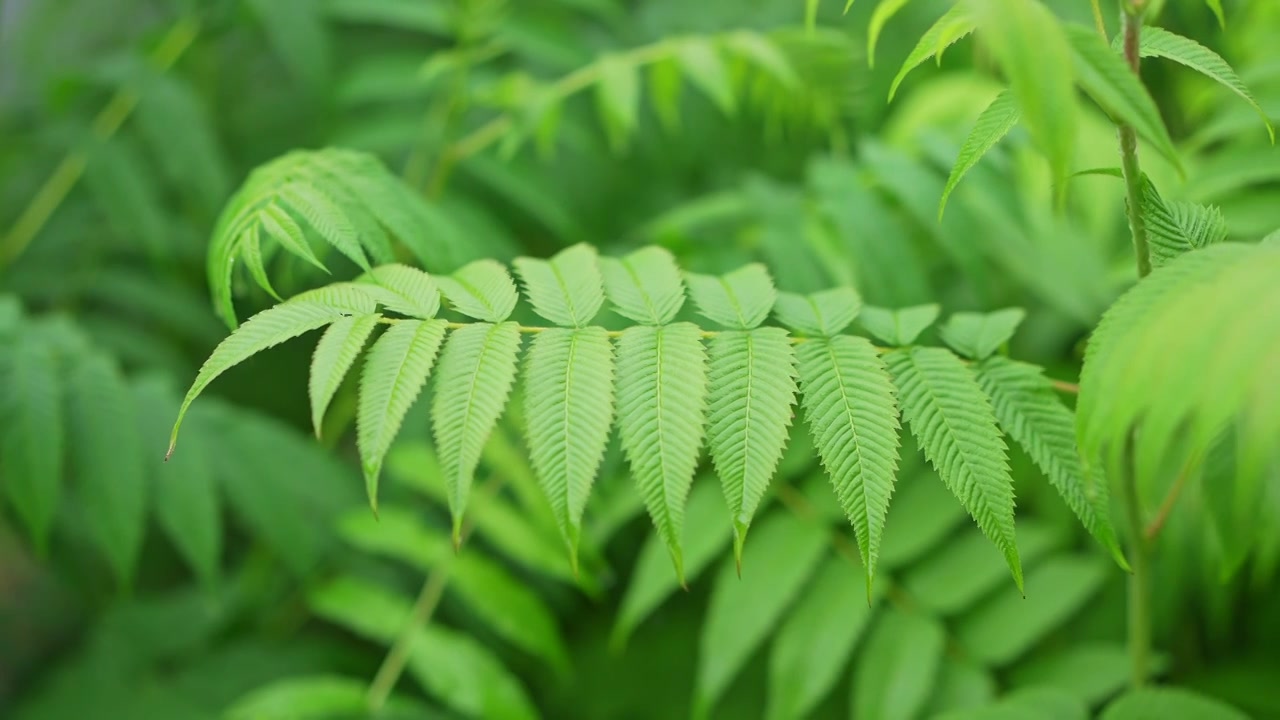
[0,16,200,269]
[1118,6,1151,280]
[365,563,453,711]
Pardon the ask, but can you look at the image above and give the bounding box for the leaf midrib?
[824,339,874,548]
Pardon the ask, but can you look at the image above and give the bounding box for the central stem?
[1118,5,1151,280]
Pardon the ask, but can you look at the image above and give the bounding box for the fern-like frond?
[797,335,901,592]
[1141,177,1227,270]
[940,89,1020,217]
[685,264,776,330]
[705,328,798,566]
[522,327,615,569]
[0,336,64,549]
[68,353,146,586]
[889,3,974,101]
[437,259,519,322]
[887,346,1022,590]
[772,288,861,337]
[1078,243,1280,492]
[600,246,686,325]
[169,284,379,455]
[513,243,605,327]
[977,356,1126,568]
[615,323,709,582]
[432,322,523,542]
[356,264,441,319]
[357,319,448,511]
[309,313,380,437]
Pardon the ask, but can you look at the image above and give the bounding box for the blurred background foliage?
[1,0,1279,718]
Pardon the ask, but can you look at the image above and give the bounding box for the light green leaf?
[308,577,538,720]
[0,337,63,549]
[600,246,686,325]
[1141,176,1227,269]
[684,264,777,330]
[1205,0,1225,27]
[647,57,683,131]
[1201,428,1261,579]
[904,522,1066,616]
[1101,688,1250,720]
[797,335,900,593]
[705,328,798,564]
[676,37,735,114]
[1009,643,1134,707]
[694,512,829,717]
[615,323,709,582]
[227,675,434,720]
[595,54,640,150]
[967,0,1076,196]
[278,183,371,271]
[259,203,327,273]
[523,327,614,566]
[308,313,379,437]
[69,353,147,585]
[1140,27,1272,142]
[437,259,519,322]
[356,264,441,319]
[887,346,1022,590]
[1064,25,1182,173]
[859,303,940,345]
[940,89,1021,218]
[513,243,606,327]
[889,4,974,100]
[976,356,1126,566]
[432,322,522,541]
[169,284,377,455]
[238,223,280,300]
[927,660,997,715]
[1001,687,1089,720]
[853,608,947,720]
[721,31,798,88]
[612,478,731,648]
[868,0,914,68]
[133,377,221,586]
[766,555,880,720]
[957,554,1107,665]
[357,319,448,511]
[939,308,1026,360]
[772,287,862,336]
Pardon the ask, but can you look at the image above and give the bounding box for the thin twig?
[1143,469,1190,542]
[1050,379,1080,394]
[0,16,201,268]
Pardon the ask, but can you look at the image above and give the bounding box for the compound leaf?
[309,313,380,437]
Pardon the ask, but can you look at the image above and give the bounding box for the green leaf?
[245,0,330,90]
[69,353,147,585]
[859,303,940,345]
[903,521,1067,616]
[308,313,380,437]
[889,4,974,101]
[357,319,448,511]
[1101,688,1250,720]
[766,555,880,720]
[169,284,377,455]
[927,659,997,714]
[1205,0,1225,27]
[227,675,434,720]
[694,512,829,717]
[600,246,687,325]
[1141,176,1227,270]
[595,54,640,150]
[880,461,969,569]
[523,327,614,566]
[956,554,1107,665]
[0,337,63,549]
[238,223,280,300]
[612,477,731,648]
[647,57,684,132]
[133,377,221,586]
[615,323,709,582]
[797,335,900,593]
[684,264,777,330]
[940,89,1021,218]
[772,287,862,336]
[676,37,735,114]
[259,203,327,273]
[437,259,519,322]
[432,322,522,542]
[939,308,1026,360]
[308,577,538,720]
[1201,428,1261,579]
[1001,687,1089,720]
[868,0,914,68]
[356,264,441,318]
[513,243,606,327]
[278,183,371,271]
[1063,25,1182,173]
[705,328,798,565]
[887,346,1022,590]
[1140,27,1272,142]
[721,31,798,88]
[967,0,1077,195]
[976,356,1126,567]
[1008,643,1133,706]
[852,608,947,720]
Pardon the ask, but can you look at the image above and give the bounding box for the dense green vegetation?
[2,0,1278,718]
